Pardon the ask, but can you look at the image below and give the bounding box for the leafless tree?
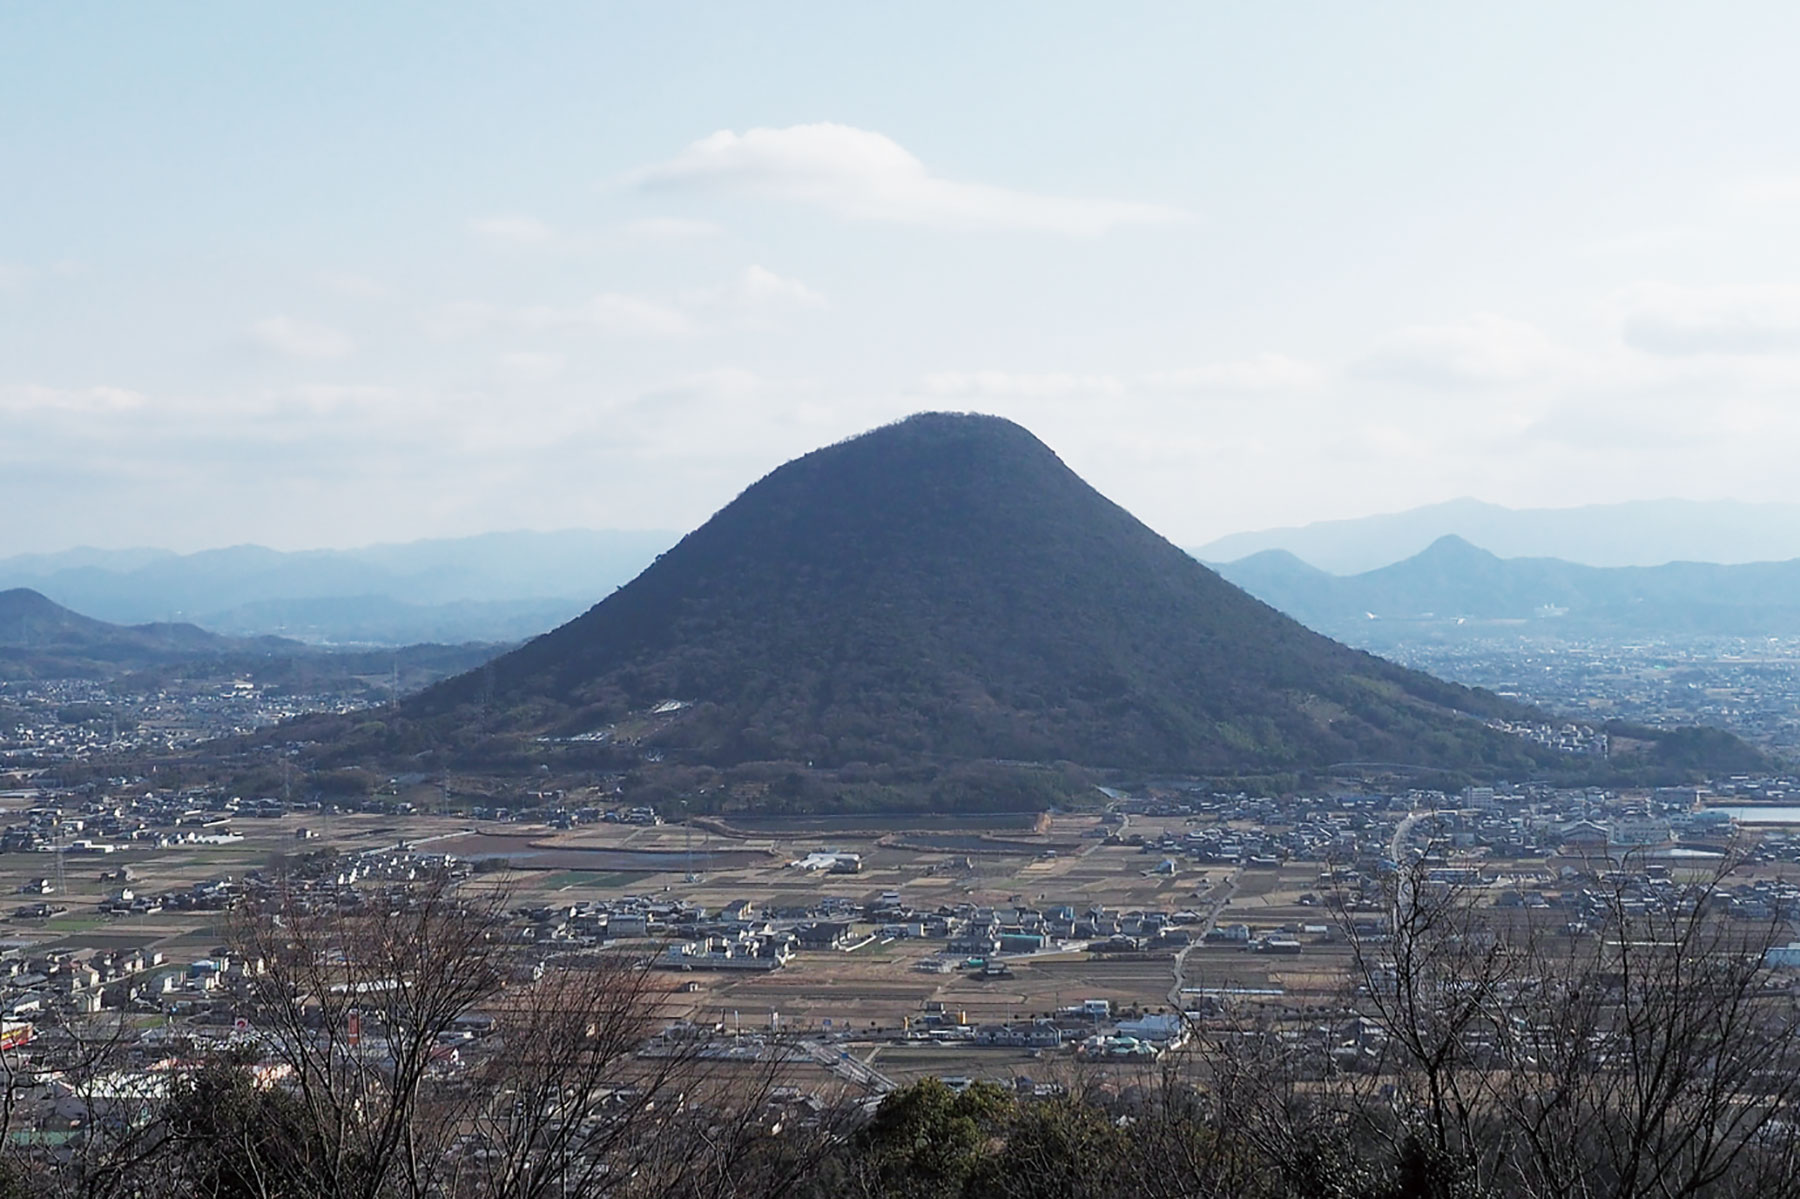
[216,874,508,1199]
[1482,855,1800,1199]
[112,872,840,1199]
[1323,851,1800,1199]
[12,1006,178,1199]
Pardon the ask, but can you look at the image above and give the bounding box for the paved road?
[1080,811,1129,859]
[804,1039,896,1094]
[1390,809,1440,862]
[1167,872,1239,1008]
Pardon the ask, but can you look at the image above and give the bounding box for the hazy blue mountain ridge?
[1215,534,1800,639]
[1196,498,1800,573]
[0,530,671,644]
[0,587,507,686]
[0,586,301,678]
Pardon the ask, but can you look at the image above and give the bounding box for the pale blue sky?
[6,3,1800,553]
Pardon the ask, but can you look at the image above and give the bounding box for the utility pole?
[680,800,700,883]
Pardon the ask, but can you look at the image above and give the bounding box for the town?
[4,756,1800,1132]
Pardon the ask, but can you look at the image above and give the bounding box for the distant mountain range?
[1194,497,1800,574]
[0,530,672,645]
[1214,534,1800,642]
[284,413,1763,796]
[0,587,503,690]
[26,498,1800,648]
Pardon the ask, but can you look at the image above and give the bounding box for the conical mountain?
[405,413,1575,776]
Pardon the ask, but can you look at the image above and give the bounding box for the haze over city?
[9,4,1800,556]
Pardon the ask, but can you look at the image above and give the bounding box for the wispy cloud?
[314,270,387,298]
[925,355,1321,401]
[284,384,399,414]
[516,293,693,337]
[423,294,694,339]
[627,123,1186,235]
[923,371,1125,399]
[1354,314,1563,388]
[683,265,826,328]
[468,215,562,245]
[248,316,355,359]
[1723,175,1800,209]
[495,351,566,382]
[1143,355,1323,393]
[427,265,825,341]
[1620,282,1800,356]
[622,216,723,239]
[0,384,147,414]
[642,367,765,405]
[1580,227,1717,257]
[470,213,726,249]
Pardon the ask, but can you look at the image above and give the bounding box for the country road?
[1390,809,1446,862]
[1168,871,1239,1008]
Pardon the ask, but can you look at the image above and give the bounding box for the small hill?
[0,587,248,673]
[1204,548,1338,617]
[377,413,1704,780]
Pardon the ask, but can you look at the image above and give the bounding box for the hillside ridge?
[1215,536,1800,640]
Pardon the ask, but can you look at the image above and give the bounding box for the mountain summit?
[403,412,1571,777]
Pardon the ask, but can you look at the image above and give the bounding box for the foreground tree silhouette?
[27,853,1800,1198]
[22,871,833,1199]
[1307,854,1800,1199]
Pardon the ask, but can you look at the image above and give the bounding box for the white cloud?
[496,351,566,382]
[642,367,765,405]
[0,384,147,414]
[249,316,355,359]
[1143,354,1322,392]
[622,216,723,239]
[1580,227,1717,257]
[517,293,691,337]
[627,123,1186,235]
[1354,314,1564,388]
[471,214,727,248]
[0,263,32,289]
[922,356,1319,402]
[468,215,560,245]
[725,264,824,308]
[428,266,819,341]
[421,301,501,340]
[1620,282,1800,356]
[315,270,387,298]
[286,384,399,413]
[922,371,1125,399]
[1724,176,1800,209]
[427,293,694,339]
[683,265,826,327]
